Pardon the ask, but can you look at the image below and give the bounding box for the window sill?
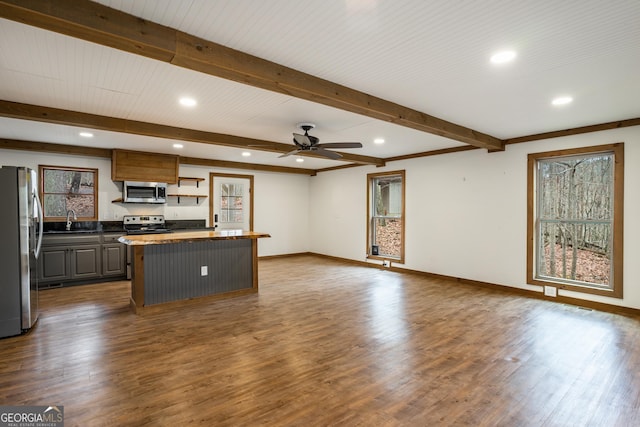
[528,277,622,299]
[367,254,404,264]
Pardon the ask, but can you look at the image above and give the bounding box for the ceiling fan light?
[286,122,362,161]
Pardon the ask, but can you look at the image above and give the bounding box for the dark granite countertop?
[43,219,209,235]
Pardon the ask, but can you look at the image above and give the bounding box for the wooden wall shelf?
[167,194,207,204]
[178,177,205,188]
[170,176,207,203]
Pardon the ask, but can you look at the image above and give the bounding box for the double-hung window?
[527,144,623,297]
[367,170,405,263]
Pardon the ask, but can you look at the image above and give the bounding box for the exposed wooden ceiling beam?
[172,33,503,151]
[0,0,504,151]
[503,117,640,145]
[0,138,318,175]
[317,116,640,172]
[0,137,112,158]
[0,100,385,166]
[179,156,316,176]
[0,0,176,61]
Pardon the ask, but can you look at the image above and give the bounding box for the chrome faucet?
[66,209,77,231]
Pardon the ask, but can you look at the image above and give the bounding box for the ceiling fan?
[279,123,363,160]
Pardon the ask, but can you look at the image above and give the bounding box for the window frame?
[39,165,99,222]
[526,143,624,298]
[367,170,406,263]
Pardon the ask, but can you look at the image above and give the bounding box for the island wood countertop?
[118,230,270,245]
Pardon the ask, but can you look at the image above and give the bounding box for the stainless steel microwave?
[123,181,167,203]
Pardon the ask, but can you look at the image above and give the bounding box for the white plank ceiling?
[0,0,639,170]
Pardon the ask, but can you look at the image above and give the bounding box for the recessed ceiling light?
[172,143,184,149]
[551,96,573,106]
[296,158,304,163]
[490,50,517,64]
[79,132,93,138]
[179,97,197,107]
[374,138,385,144]
[242,152,251,157]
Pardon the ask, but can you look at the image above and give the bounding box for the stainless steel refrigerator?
[0,166,43,338]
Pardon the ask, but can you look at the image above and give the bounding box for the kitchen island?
[119,230,270,314]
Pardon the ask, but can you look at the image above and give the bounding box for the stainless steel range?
[123,215,172,279]
[123,215,172,235]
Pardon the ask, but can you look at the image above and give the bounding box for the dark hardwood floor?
[1,254,639,426]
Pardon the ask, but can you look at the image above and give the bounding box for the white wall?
[252,169,310,256]
[309,167,368,259]
[309,126,640,310]
[0,149,311,257]
[3,125,638,308]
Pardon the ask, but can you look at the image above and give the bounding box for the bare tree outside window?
[527,144,623,298]
[40,166,98,221]
[368,170,405,262]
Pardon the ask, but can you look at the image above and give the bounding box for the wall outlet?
[382,260,390,268]
[201,266,208,276]
[544,285,557,297]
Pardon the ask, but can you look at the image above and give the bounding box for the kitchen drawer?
[43,234,101,246]
[102,233,125,243]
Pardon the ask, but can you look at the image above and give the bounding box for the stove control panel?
[123,215,165,226]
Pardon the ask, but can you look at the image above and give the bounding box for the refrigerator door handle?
[34,191,44,259]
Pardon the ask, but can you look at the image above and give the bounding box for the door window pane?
[219,183,243,223]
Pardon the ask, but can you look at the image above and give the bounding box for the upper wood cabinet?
[111,149,179,184]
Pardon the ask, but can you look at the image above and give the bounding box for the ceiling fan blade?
[316,142,363,149]
[293,133,311,147]
[314,148,343,160]
[278,149,301,158]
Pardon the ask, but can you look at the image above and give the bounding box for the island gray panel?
[143,239,253,305]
